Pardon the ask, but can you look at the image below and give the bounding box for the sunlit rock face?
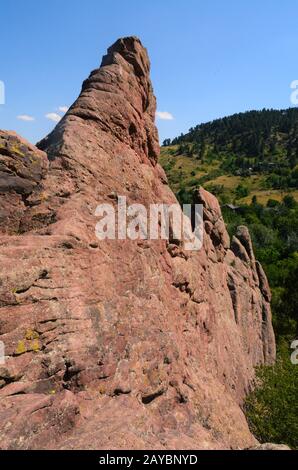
[0,37,275,450]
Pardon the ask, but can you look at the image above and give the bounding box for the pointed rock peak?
[101,36,150,78]
[39,36,159,164]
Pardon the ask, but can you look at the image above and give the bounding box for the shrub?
[283,194,296,209]
[267,198,280,208]
[235,184,249,199]
[245,341,298,450]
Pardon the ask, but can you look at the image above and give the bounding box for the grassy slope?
[160,145,298,205]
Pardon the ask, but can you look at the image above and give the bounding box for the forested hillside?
[162,108,298,205]
[160,108,298,448]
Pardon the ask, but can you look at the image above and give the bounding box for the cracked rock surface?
[0,36,275,450]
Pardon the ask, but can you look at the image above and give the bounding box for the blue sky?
[0,0,298,144]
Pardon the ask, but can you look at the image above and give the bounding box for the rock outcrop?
[0,37,275,450]
[0,131,49,234]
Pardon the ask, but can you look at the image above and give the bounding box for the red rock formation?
[0,37,275,450]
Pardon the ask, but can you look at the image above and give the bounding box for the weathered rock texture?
[0,37,275,449]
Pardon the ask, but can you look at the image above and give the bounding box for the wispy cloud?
[58,106,69,113]
[45,112,62,123]
[156,111,174,121]
[17,114,35,122]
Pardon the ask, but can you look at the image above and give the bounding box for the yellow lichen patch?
[39,191,48,201]
[10,144,25,157]
[98,385,106,395]
[15,330,41,355]
[15,340,26,355]
[25,328,39,340]
[31,339,40,352]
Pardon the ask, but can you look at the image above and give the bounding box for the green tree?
[283,194,296,209]
[245,341,298,450]
[235,184,249,199]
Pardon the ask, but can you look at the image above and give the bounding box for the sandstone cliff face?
[0,37,275,450]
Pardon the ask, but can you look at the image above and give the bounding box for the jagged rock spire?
[0,37,275,450]
[39,36,159,164]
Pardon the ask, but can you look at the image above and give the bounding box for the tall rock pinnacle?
[0,37,275,450]
[39,36,159,165]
